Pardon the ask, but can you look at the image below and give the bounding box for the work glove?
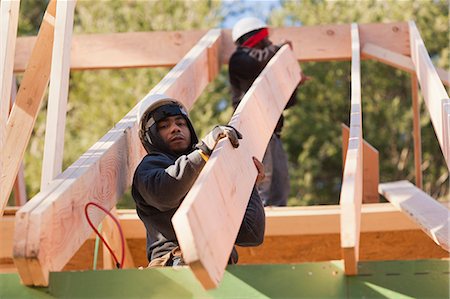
[197,125,242,156]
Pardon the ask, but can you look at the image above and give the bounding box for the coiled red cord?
[84,202,125,269]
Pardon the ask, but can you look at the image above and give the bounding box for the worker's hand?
[279,40,293,50]
[299,70,311,86]
[253,157,265,185]
[197,125,242,156]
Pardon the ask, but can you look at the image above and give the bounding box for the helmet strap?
[242,28,269,48]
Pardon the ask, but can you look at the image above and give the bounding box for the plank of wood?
[339,23,363,276]
[172,45,301,289]
[379,180,450,252]
[411,75,423,188]
[14,29,221,286]
[14,30,207,72]
[409,21,450,170]
[0,0,56,218]
[362,42,450,87]
[40,0,76,190]
[220,22,409,64]
[342,124,379,203]
[0,0,20,209]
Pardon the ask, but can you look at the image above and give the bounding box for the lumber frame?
[361,42,449,87]
[0,0,56,217]
[379,180,449,252]
[0,0,20,209]
[409,21,450,170]
[14,22,410,72]
[339,24,363,276]
[341,124,379,203]
[41,0,77,190]
[13,29,222,286]
[172,46,301,289]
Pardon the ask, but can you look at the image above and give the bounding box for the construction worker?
[132,94,265,267]
[229,17,308,207]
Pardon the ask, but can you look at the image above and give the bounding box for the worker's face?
[157,115,191,154]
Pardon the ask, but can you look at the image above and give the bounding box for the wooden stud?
[379,180,449,252]
[409,21,450,170]
[339,23,363,276]
[0,0,56,217]
[40,0,76,190]
[411,74,423,188]
[172,45,301,289]
[342,124,379,203]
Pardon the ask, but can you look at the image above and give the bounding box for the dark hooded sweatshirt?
[131,114,265,263]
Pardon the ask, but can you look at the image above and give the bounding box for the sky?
[220,0,281,29]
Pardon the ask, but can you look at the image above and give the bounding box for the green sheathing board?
[1,260,448,298]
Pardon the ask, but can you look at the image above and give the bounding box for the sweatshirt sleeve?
[235,187,265,246]
[133,150,206,211]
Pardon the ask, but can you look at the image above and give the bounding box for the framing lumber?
[41,0,76,190]
[13,29,221,286]
[379,180,450,252]
[172,45,301,289]
[14,22,410,72]
[411,74,423,188]
[341,124,379,203]
[0,0,20,204]
[14,30,207,72]
[0,0,56,217]
[361,42,450,87]
[339,24,363,276]
[409,21,450,170]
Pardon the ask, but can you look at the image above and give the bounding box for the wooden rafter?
[339,23,363,276]
[13,29,221,286]
[409,21,450,170]
[41,0,77,190]
[0,0,56,216]
[172,46,301,289]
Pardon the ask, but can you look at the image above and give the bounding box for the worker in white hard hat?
[229,17,309,207]
[132,93,265,267]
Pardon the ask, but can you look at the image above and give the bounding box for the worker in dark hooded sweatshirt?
[228,17,309,207]
[132,93,265,267]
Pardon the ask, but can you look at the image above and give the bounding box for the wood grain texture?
[379,180,450,252]
[339,24,363,276]
[409,21,450,170]
[172,45,301,289]
[40,0,76,190]
[13,29,221,286]
[341,124,379,203]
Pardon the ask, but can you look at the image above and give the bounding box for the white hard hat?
[232,17,267,43]
[136,93,188,131]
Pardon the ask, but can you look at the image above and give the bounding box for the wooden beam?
[40,0,76,190]
[340,23,363,276]
[172,46,301,289]
[13,29,222,286]
[409,21,450,170]
[220,22,409,64]
[341,124,379,203]
[0,0,56,217]
[362,42,450,87]
[411,74,423,188]
[379,180,449,252]
[14,30,207,72]
[0,0,20,206]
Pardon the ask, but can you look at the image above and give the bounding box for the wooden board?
[0,0,20,209]
[379,180,450,252]
[342,124,379,203]
[0,0,56,217]
[409,21,450,170]
[220,22,409,64]
[40,0,76,190]
[14,30,207,72]
[339,24,363,276]
[13,29,221,286]
[172,46,301,289]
